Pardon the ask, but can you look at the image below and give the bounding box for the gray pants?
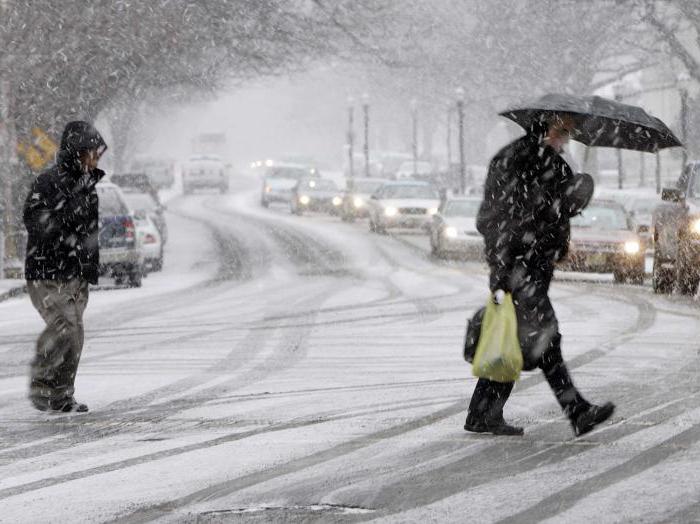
[27,279,89,409]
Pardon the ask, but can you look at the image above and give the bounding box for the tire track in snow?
[82,290,658,522]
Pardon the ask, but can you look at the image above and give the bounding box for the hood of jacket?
[57,121,106,175]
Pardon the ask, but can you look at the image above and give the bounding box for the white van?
[182,155,229,194]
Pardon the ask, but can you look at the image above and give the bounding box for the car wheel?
[613,270,626,284]
[220,184,228,194]
[652,252,674,294]
[152,255,164,272]
[629,271,644,286]
[261,199,269,208]
[369,218,376,233]
[675,243,698,295]
[128,266,143,288]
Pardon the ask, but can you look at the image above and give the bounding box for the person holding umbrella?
[465,95,681,437]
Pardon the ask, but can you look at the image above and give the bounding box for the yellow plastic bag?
[472,293,523,382]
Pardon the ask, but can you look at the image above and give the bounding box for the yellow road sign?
[17,127,57,171]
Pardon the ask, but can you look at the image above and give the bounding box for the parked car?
[129,156,175,189]
[367,180,441,233]
[395,160,433,180]
[341,177,389,221]
[96,182,145,287]
[560,199,645,284]
[182,155,228,194]
[121,192,165,271]
[134,214,163,272]
[652,161,700,294]
[290,177,343,215]
[429,197,483,259]
[260,163,319,207]
[110,174,168,244]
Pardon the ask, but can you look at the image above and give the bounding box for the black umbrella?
[500,93,682,153]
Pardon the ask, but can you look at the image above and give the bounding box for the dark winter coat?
[23,122,106,284]
[477,133,579,293]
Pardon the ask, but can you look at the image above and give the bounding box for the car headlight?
[299,195,310,205]
[384,206,398,217]
[353,197,364,208]
[332,196,342,206]
[428,207,438,216]
[624,240,641,255]
[264,185,271,193]
[691,218,700,235]
[443,226,458,239]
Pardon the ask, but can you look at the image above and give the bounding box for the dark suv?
[652,161,700,294]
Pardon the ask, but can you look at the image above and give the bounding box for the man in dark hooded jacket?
[23,121,107,413]
[465,115,615,437]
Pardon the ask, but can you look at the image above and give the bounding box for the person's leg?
[27,280,85,410]
[51,280,89,411]
[539,335,615,436]
[465,378,522,435]
[57,280,89,397]
[539,334,589,418]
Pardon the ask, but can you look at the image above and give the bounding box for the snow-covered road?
[0,184,699,523]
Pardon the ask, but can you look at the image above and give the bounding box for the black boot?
[464,378,523,436]
[540,336,614,436]
[571,402,615,437]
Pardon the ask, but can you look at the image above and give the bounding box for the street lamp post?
[455,87,466,194]
[446,106,453,169]
[678,72,690,168]
[362,93,370,178]
[411,99,418,177]
[613,84,625,190]
[347,96,355,190]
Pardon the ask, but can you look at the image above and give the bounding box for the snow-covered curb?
[0,280,26,302]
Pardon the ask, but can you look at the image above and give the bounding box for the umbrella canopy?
[500,93,682,153]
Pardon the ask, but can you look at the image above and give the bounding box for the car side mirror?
[371,195,378,200]
[637,224,649,234]
[661,187,684,203]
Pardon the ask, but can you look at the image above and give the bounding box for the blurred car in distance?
[260,163,319,207]
[395,160,433,180]
[182,155,228,194]
[341,177,389,221]
[290,177,343,216]
[560,199,645,284]
[652,161,700,295]
[121,192,165,271]
[129,156,175,189]
[110,174,168,245]
[367,181,441,234]
[429,197,483,259]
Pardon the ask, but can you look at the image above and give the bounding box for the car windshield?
[444,200,480,217]
[301,179,337,191]
[353,180,384,194]
[266,167,315,179]
[377,185,438,199]
[123,192,157,212]
[571,205,628,230]
[98,188,127,216]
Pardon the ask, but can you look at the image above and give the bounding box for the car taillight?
[144,233,157,244]
[122,217,135,241]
